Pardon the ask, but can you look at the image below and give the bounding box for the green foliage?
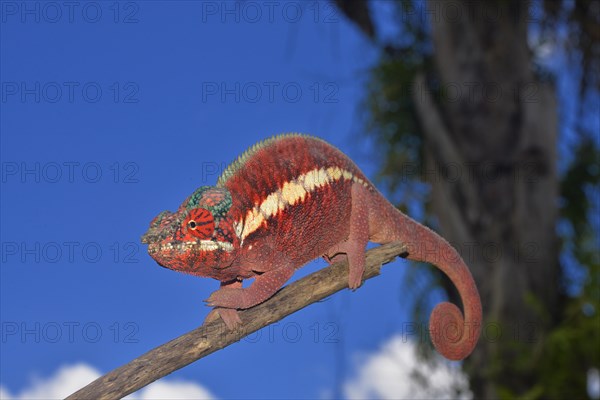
[537,256,600,398]
[364,0,434,205]
[560,136,600,238]
[534,136,600,399]
[366,56,424,200]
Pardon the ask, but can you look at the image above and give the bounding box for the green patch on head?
[186,186,211,209]
[185,186,232,220]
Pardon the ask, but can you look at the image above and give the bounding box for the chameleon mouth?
[147,240,234,254]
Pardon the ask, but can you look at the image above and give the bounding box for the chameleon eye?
[184,208,214,239]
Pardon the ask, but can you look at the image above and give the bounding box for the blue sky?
[0,1,459,398]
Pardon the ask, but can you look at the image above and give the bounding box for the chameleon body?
[141,133,482,360]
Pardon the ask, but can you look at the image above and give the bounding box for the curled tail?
[371,198,482,360]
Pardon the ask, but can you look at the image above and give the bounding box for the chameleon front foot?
[205,287,250,309]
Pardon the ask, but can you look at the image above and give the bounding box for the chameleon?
[141,133,482,360]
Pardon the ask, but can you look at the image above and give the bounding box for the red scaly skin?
[141,133,482,361]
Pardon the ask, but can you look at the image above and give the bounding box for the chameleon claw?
[204,308,242,330]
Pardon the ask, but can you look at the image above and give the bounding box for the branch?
[412,73,464,179]
[66,242,409,400]
[333,0,376,40]
[412,73,476,246]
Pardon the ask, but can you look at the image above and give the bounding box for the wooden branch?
[412,73,464,176]
[66,242,409,400]
[412,73,475,246]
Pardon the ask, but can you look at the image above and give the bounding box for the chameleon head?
[141,186,240,277]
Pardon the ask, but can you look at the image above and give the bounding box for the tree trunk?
[413,0,561,396]
[336,0,564,395]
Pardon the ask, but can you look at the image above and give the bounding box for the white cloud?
[0,363,215,400]
[0,363,100,400]
[126,380,215,400]
[344,336,471,400]
[0,386,12,399]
